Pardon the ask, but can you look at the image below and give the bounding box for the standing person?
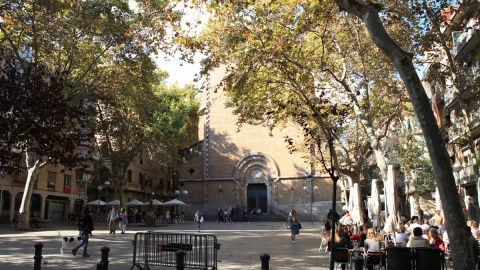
[72,208,94,257]
[107,206,119,234]
[289,210,300,243]
[119,208,128,234]
[194,209,202,232]
[243,209,248,222]
[165,209,171,224]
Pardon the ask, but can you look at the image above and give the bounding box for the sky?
[154,52,204,87]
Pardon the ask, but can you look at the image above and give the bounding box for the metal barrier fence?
[131,231,221,270]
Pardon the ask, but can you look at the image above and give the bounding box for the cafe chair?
[364,250,384,270]
[385,247,413,270]
[332,248,349,270]
[415,247,444,270]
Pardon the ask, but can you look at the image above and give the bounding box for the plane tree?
[0,0,185,230]
[332,0,475,268]
[194,0,411,224]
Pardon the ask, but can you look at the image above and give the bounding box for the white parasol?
[86,199,106,206]
[143,199,164,206]
[164,199,186,205]
[435,187,443,215]
[106,199,120,205]
[383,165,400,233]
[371,179,382,229]
[125,199,144,206]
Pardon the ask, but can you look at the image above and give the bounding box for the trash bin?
[352,256,363,270]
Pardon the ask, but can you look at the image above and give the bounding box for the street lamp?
[452,163,463,187]
[304,174,317,224]
[404,178,410,216]
[104,180,110,215]
[0,169,6,215]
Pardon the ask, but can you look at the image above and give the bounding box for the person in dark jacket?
[72,208,94,257]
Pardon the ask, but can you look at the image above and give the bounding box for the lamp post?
[304,174,317,224]
[0,169,6,215]
[104,180,110,215]
[175,184,188,215]
[404,178,410,217]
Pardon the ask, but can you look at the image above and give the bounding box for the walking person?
[72,208,94,257]
[289,210,300,243]
[107,206,119,234]
[119,208,128,234]
[194,209,203,232]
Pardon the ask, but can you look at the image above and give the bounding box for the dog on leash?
[58,231,82,254]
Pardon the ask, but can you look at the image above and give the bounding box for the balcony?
[471,110,480,129]
[460,174,477,187]
[126,182,142,192]
[453,18,480,61]
[448,120,467,143]
[444,87,459,107]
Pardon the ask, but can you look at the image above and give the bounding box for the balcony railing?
[471,110,480,129]
[448,120,467,143]
[444,87,458,107]
[452,18,480,58]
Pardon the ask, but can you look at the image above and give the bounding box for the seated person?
[395,224,409,247]
[364,228,382,270]
[29,212,39,228]
[256,208,261,215]
[427,228,445,251]
[407,227,430,248]
[327,225,353,251]
[350,225,364,244]
[364,228,381,252]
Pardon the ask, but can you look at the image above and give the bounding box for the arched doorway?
[246,168,268,213]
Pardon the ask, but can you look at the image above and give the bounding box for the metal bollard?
[100,246,110,270]
[34,242,44,270]
[176,250,185,270]
[96,263,104,270]
[352,257,363,270]
[260,253,270,270]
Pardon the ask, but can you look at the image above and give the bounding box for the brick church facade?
[178,67,341,220]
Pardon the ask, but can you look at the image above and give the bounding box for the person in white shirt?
[395,224,409,246]
[339,211,353,225]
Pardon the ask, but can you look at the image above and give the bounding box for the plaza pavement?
[0,220,332,270]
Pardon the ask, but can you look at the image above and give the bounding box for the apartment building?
[424,2,480,221]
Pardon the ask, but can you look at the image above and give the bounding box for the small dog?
[57,231,81,254]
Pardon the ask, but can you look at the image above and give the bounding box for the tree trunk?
[18,155,41,231]
[332,1,476,268]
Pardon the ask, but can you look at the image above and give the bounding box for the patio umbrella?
[435,187,443,215]
[125,199,144,206]
[164,199,186,205]
[106,199,120,205]
[86,199,106,206]
[370,179,382,229]
[143,199,164,206]
[383,165,400,233]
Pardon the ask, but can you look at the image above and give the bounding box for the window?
[249,169,264,178]
[128,170,132,182]
[139,152,144,165]
[64,175,72,193]
[47,172,56,191]
[139,173,145,185]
